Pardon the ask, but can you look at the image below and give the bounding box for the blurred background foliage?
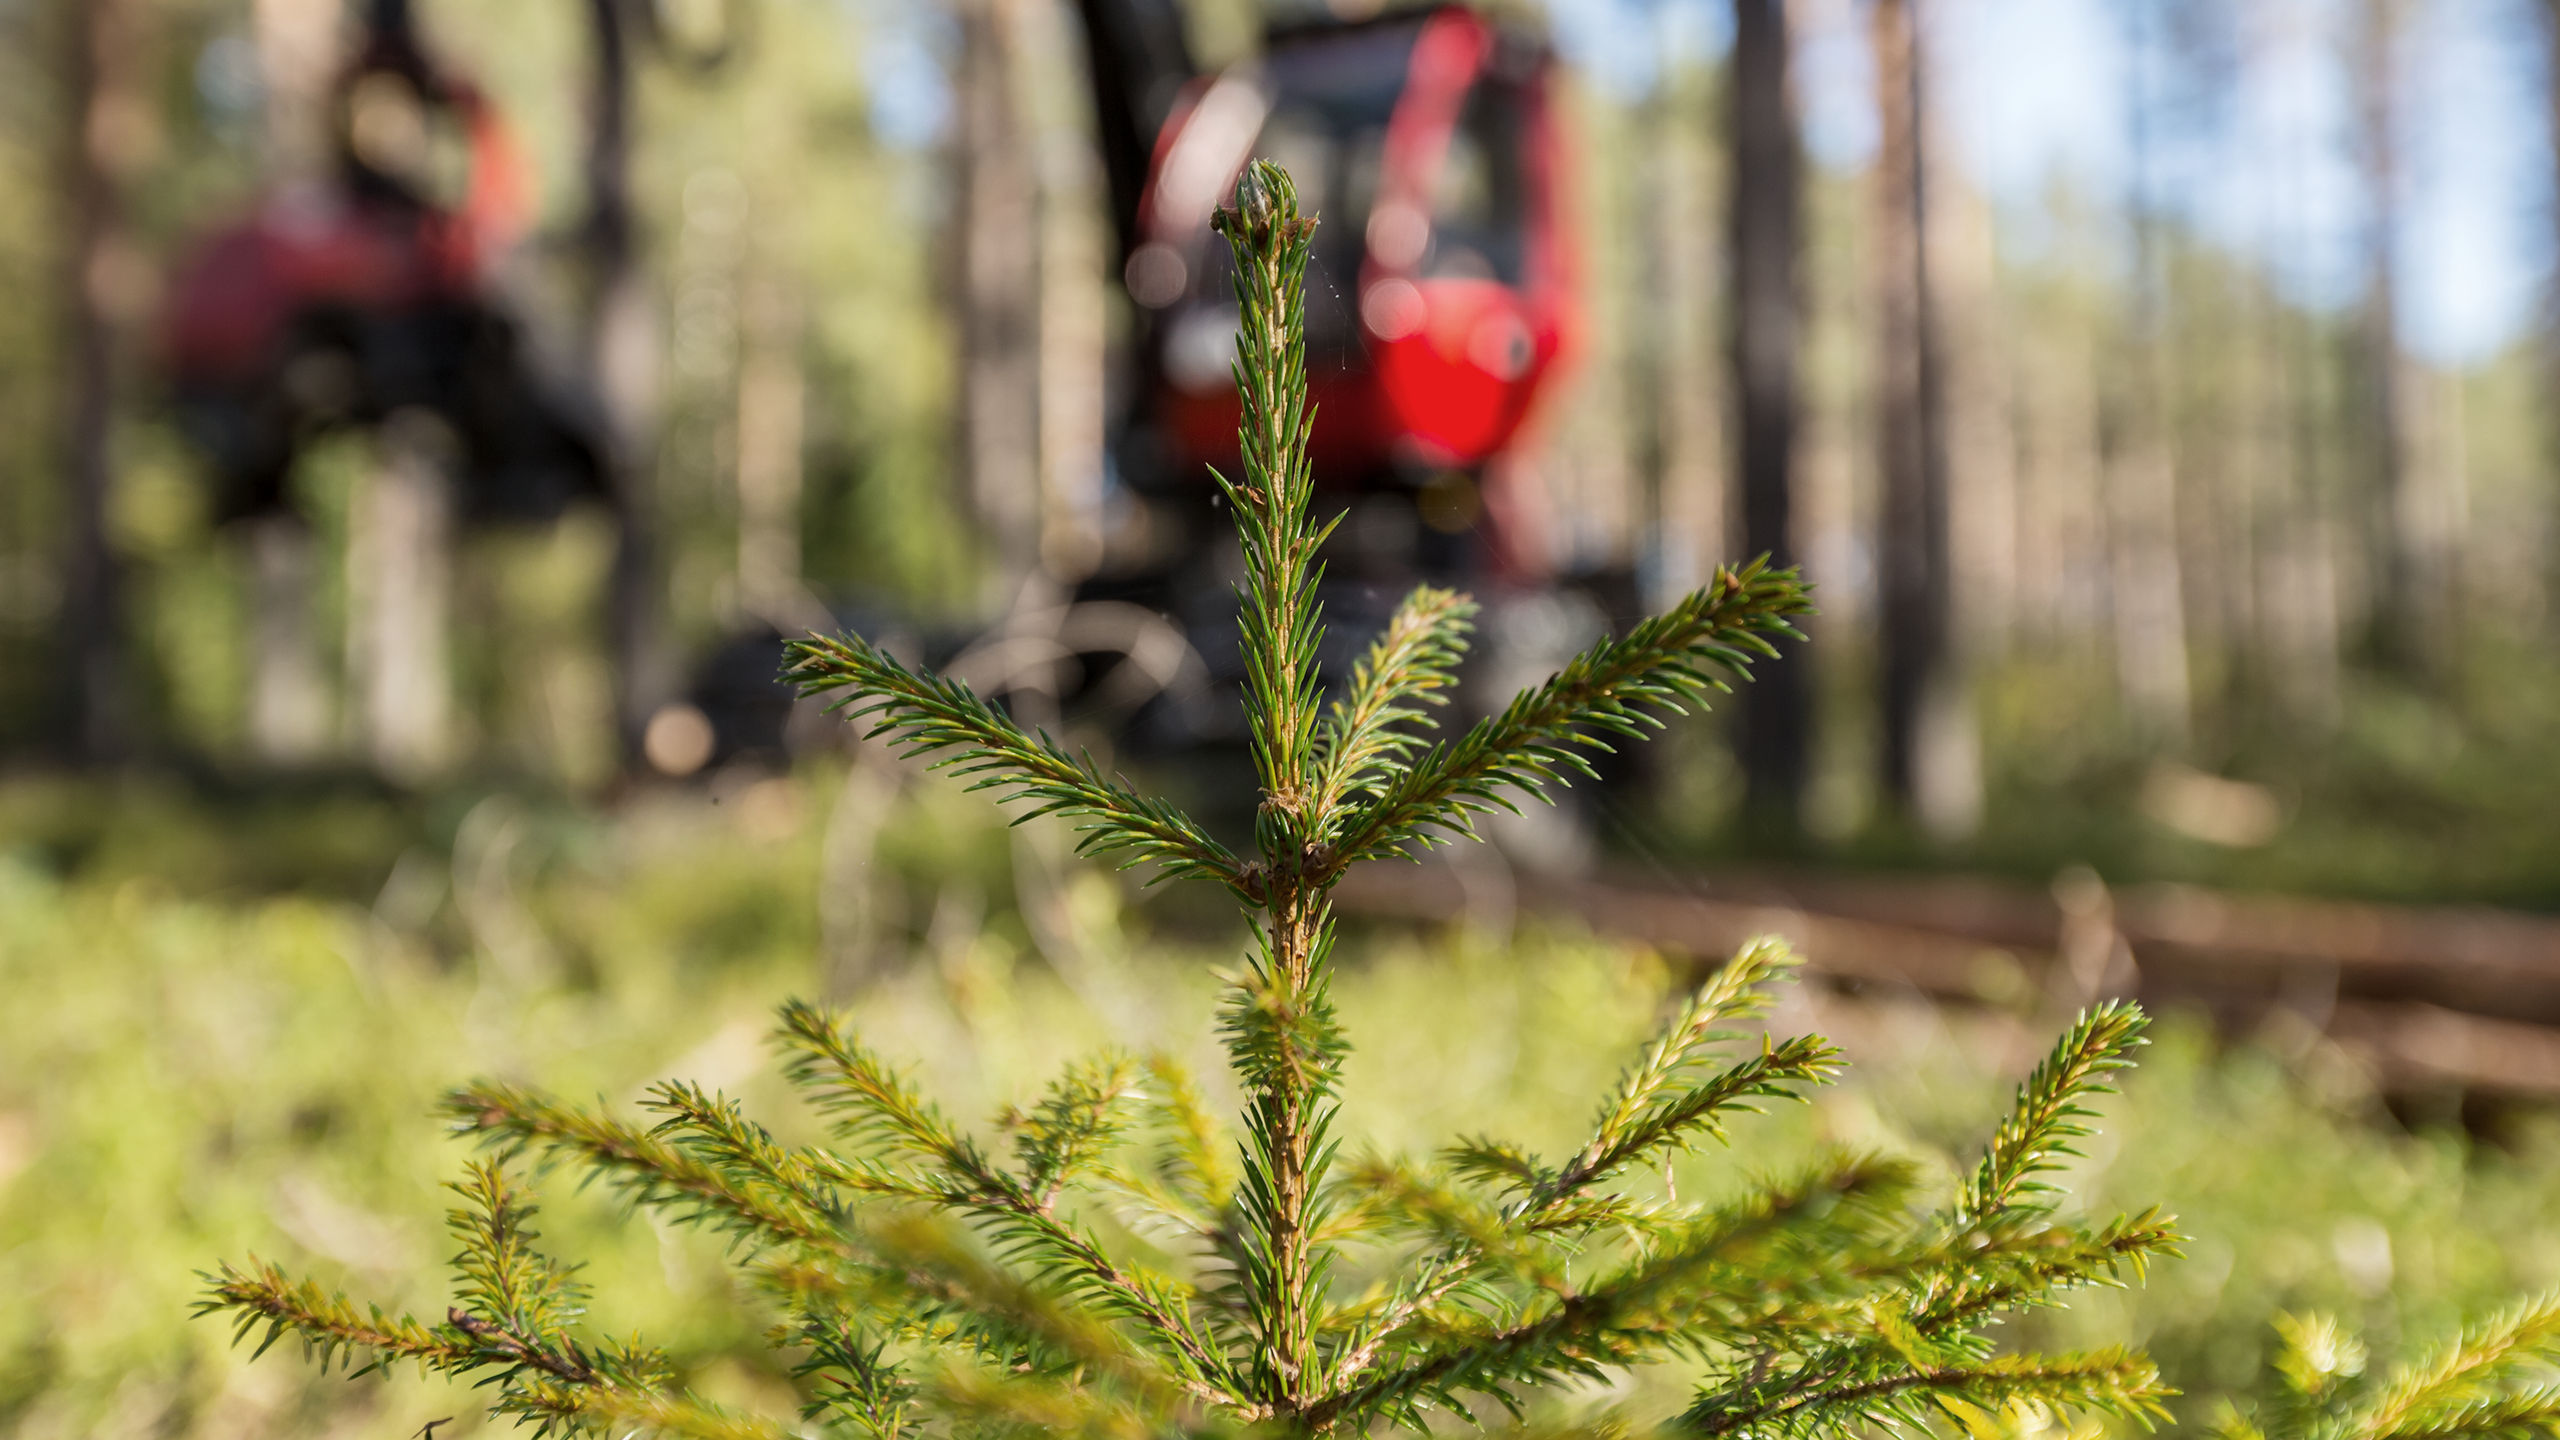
[0,0,2554,897]
[8,772,2560,1436]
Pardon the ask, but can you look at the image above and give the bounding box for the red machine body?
[161,5,601,527]
[164,89,529,390]
[1123,5,1575,495]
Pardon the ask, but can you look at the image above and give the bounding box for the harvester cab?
[1067,2,1603,802]
[1085,2,1573,581]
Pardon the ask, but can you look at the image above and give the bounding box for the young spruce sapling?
[204,161,2183,1439]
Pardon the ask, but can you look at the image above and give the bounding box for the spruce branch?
[785,631,1245,895]
[1309,1154,1922,1430]
[198,1170,742,1440]
[1956,1002,2149,1227]
[774,1001,1243,1398]
[2352,1297,2560,1440]
[2274,1310,2372,1402]
[1682,1348,2174,1437]
[791,1314,918,1440]
[1147,1053,1242,1220]
[1312,584,1477,835]
[1554,1034,1841,1199]
[2229,1303,2560,1440]
[1211,160,1330,852]
[1008,1052,1148,1210]
[447,1158,588,1363]
[1326,561,1812,870]
[198,1260,469,1376]
[2369,1387,2560,1440]
[446,1080,857,1254]
[645,1080,950,1209]
[1340,1155,1571,1290]
[1907,1207,2181,1334]
[1536,938,1834,1210]
[507,1375,792,1440]
[775,998,1011,1192]
[856,1208,1242,1412]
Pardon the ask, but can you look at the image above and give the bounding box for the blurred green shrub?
[3,768,2557,1435]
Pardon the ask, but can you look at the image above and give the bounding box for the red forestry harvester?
[162,0,609,526]
[1063,1,1614,794]
[1079,0,1578,581]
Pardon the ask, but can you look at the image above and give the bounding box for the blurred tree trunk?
[57,0,149,761]
[1726,0,1809,832]
[1658,65,1724,593]
[1037,150,1109,584]
[587,0,675,762]
[249,520,332,764]
[958,0,1043,599]
[255,0,338,180]
[2272,294,2344,732]
[2354,0,2436,680]
[1868,0,1972,840]
[348,411,456,784]
[1628,24,1722,605]
[2110,0,2191,747]
[736,268,811,627]
[2541,0,2560,638]
[1031,0,1110,584]
[245,0,341,766]
[1933,168,2009,838]
[1627,53,1672,599]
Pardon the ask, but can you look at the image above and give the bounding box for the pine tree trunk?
[1659,69,1725,596]
[959,0,1044,597]
[58,0,146,761]
[1868,0,1971,838]
[1627,69,1672,598]
[254,0,338,182]
[2544,0,2560,639]
[736,268,810,626]
[1034,0,1110,585]
[2112,1,2192,747]
[2271,301,2344,732]
[245,0,341,765]
[2356,0,2441,681]
[1726,0,1810,830]
[348,411,456,783]
[1935,172,2014,669]
[586,0,675,761]
[248,517,332,764]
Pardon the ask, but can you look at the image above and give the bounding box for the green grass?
[1,765,2554,1435]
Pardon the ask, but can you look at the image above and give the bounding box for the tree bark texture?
[58,0,152,761]
[959,0,1044,596]
[2544,0,2560,632]
[248,517,332,764]
[254,0,339,181]
[2110,0,2192,747]
[348,410,457,784]
[1726,0,1810,829]
[737,268,813,626]
[2354,0,2447,681]
[586,0,677,759]
[1034,0,1111,584]
[245,0,341,764]
[1867,0,1971,838]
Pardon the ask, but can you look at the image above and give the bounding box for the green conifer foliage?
[2217,1300,2560,1440]
[200,161,2180,1438]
